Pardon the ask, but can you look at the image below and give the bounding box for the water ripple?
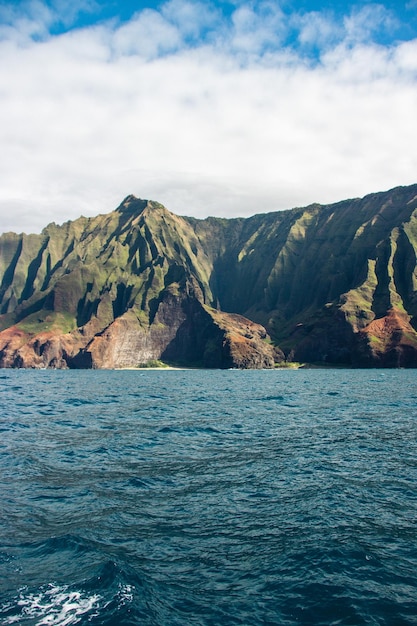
[1,369,417,624]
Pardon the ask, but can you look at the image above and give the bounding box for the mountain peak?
[116,195,148,214]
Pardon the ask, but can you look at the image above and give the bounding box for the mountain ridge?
[1,183,417,368]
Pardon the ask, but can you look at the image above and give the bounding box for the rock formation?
[1,184,417,367]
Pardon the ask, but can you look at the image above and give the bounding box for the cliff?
[0,197,277,368]
[1,184,417,368]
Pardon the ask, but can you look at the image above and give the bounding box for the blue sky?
[6,0,417,41]
[1,0,417,232]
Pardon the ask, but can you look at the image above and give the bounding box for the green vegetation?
[274,361,304,369]
[136,359,170,368]
[16,310,77,335]
[340,259,378,330]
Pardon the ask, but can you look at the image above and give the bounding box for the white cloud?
[392,38,417,74]
[0,1,417,233]
[112,9,181,59]
[161,0,220,41]
[343,3,397,45]
[50,0,99,28]
[0,1,53,43]
[296,11,342,50]
[0,0,98,41]
[229,1,286,55]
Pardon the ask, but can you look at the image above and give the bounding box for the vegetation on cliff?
[1,184,417,368]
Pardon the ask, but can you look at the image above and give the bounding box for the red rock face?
[208,311,277,369]
[359,309,417,367]
[0,327,71,368]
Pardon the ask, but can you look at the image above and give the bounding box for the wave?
[1,558,145,626]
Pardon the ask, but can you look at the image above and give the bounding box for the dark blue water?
[1,369,417,625]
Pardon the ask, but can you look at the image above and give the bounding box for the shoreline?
[114,365,192,370]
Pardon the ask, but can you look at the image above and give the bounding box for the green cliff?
[1,184,417,368]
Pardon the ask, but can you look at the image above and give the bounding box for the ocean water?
[1,368,417,626]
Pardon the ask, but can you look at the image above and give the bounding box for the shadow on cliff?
[160,298,232,368]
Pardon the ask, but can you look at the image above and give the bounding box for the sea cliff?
[1,184,417,367]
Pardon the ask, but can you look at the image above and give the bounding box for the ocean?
[1,368,417,625]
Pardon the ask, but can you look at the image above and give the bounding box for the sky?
[0,0,417,233]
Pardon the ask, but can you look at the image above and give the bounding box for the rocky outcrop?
[0,273,276,369]
[2,184,417,367]
[357,309,417,367]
